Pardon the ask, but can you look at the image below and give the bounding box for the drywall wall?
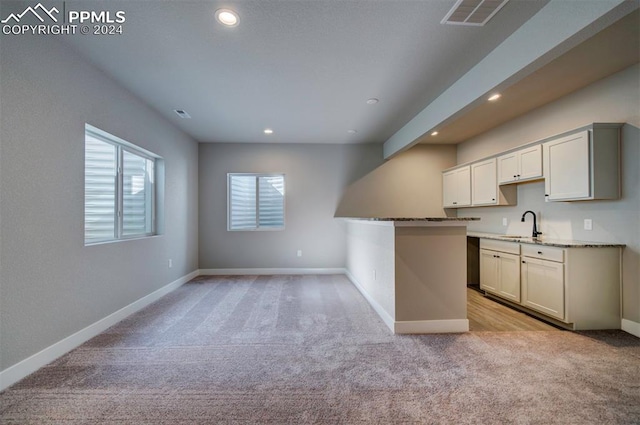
[335,145,457,218]
[346,221,469,331]
[0,35,199,371]
[198,143,383,269]
[395,226,467,322]
[457,64,640,323]
[346,221,396,321]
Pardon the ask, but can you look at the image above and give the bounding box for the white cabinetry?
[497,145,542,184]
[478,238,621,330]
[543,126,620,201]
[442,166,470,208]
[480,239,520,303]
[471,159,497,206]
[521,245,564,320]
[469,158,517,207]
[444,124,620,207]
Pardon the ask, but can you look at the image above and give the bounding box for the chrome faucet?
[521,210,542,239]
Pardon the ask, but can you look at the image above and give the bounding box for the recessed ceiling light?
[488,93,501,101]
[431,131,439,136]
[347,129,358,134]
[366,98,379,105]
[215,8,239,27]
[263,128,274,135]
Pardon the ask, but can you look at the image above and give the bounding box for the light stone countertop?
[468,231,625,248]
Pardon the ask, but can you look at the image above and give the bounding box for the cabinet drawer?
[480,239,520,255]
[521,244,564,262]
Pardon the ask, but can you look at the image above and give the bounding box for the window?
[84,124,159,244]
[228,174,285,231]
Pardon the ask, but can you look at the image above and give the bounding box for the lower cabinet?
[480,249,520,303]
[480,239,521,303]
[521,257,564,320]
[478,238,622,330]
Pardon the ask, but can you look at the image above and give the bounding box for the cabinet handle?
[537,251,543,255]
[492,198,495,201]
[513,175,517,178]
[517,174,521,177]
[522,260,526,264]
[545,194,549,197]
[453,202,457,205]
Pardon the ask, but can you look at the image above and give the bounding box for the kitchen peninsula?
[344,218,479,334]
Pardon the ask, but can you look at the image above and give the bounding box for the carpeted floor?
[1,275,639,424]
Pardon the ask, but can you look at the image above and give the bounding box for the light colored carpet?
[1,274,639,424]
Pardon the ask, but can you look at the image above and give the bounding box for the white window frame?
[227,173,286,231]
[84,124,159,245]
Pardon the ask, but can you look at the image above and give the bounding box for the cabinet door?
[497,152,518,184]
[471,158,497,206]
[543,131,590,201]
[456,166,471,207]
[518,145,542,181]
[443,166,471,208]
[442,170,457,207]
[498,252,521,303]
[480,249,499,294]
[521,257,564,320]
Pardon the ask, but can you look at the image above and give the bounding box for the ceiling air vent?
[174,109,191,119]
[441,0,509,26]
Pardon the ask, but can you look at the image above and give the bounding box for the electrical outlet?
[502,217,508,226]
[168,259,173,268]
[297,250,302,257]
[584,219,593,231]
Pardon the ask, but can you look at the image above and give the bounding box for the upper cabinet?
[497,145,542,184]
[543,125,620,201]
[471,158,498,206]
[443,159,516,208]
[443,166,471,208]
[470,158,516,207]
[442,123,622,208]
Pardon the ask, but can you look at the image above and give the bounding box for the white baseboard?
[345,270,469,334]
[394,319,469,334]
[199,268,346,276]
[344,270,395,332]
[621,319,640,338]
[0,270,199,392]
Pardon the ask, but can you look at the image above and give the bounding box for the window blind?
[258,176,285,228]
[228,174,284,231]
[122,149,153,237]
[84,125,158,244]
[229,175,257,230]
[84,135,117,243]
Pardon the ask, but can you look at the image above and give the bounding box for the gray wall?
[0,36,199,370]
[456,64,640,323]
[346,221,396,320]
[335,145,457,218]
[198,143,383,269]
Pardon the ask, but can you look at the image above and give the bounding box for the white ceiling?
[59,0,552,144]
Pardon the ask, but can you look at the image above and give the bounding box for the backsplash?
[459,179,635,243]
